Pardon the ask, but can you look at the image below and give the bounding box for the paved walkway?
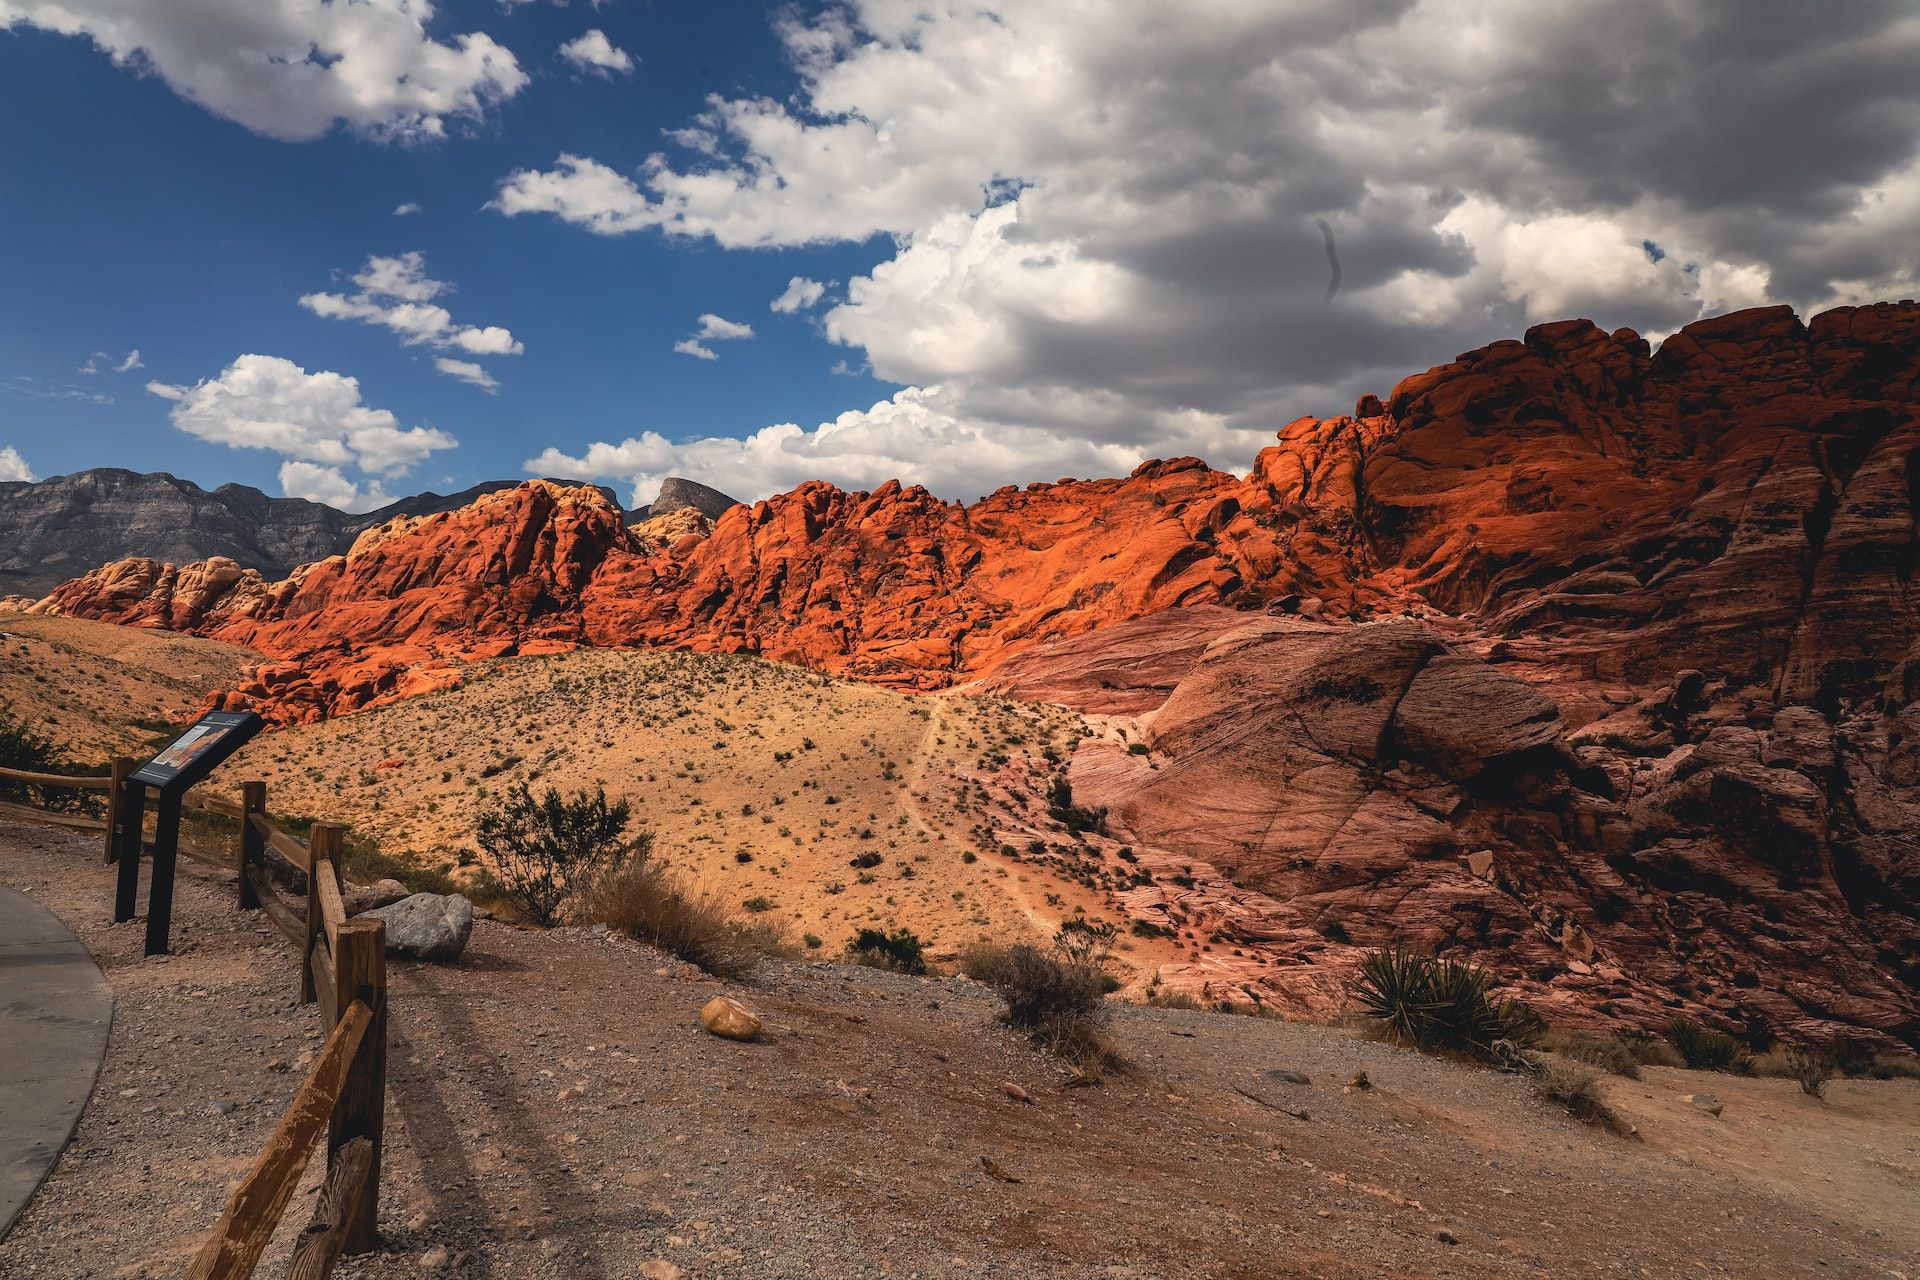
[0,886,112,1243]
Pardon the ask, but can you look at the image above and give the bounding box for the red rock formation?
[31,301,1920,1045]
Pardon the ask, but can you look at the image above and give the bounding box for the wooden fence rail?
[1,767,388,1279]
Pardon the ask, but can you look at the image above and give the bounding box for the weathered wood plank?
[194,793,246,818]
[0,766,110,788]
[330,921,387,1253]
[315,857,347,940]
[246,863,306,946]
[309,938,337,1030]
[0,800,106,831]
[249,813,311,873]
[183,1002,371,1280]
[284,1138,373,1280]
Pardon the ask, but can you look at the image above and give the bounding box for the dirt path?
[2,820,1915,1279]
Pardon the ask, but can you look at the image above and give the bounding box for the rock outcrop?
[29,301,1920,1045]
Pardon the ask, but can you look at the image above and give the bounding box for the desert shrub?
[1530,1058,1629,1133]
[982,922,1122,1070]
[1045,773,1107,836]
[1144,984,1205,1011]
[1616,1030,1685,1069]
[957,941,1012,983]
[847,927,928,974]
[1350,947,1539,1060]
[0,702,100,814]
[580,857,789,979]
[1787,1046,1834,1098]
[476,783,643,926]
[1663,1017,1746,1072]
[1540,1029,1641,1079]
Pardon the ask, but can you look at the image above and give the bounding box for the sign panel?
[130,710,263,790]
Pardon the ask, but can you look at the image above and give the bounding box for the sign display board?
[130,710,261,788]
[115,710,264,954]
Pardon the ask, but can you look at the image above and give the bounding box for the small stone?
[1685,1091,1723,1116]
[211,1099,235,1116]
[700,995,761,1041]
[1435,1228,1459,1245]
[1000,1081,1034,1104]
[418,1244,451,1271]
[364,893,474,961]
[1264,1068,1310,1085]
[1347,1070,1372,1091]
[639,1261,684,1280]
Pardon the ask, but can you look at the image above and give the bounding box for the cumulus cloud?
[278,460,393,511]
[558,28,632,76]
[301,252,524,364]
[673,339,717,361]
[0,0,528,142]
[434,357,500,392]
[510,0,1920,499]
[770,276,826,313]
[148,354,455,510]
[393,201,422,216]
[694,314,753,341]
[0,444,34,482]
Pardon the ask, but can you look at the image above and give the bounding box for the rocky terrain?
[4,822,1915,1279]
[23,301,1920,1048]
[0,467,736,600]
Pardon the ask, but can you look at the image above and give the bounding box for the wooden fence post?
[237,781,265,910]
[102,756,133,864]
[302,825,340,1004]
[330,918,386,1254]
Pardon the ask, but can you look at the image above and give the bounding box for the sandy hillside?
[0,613,258,758]
[212,646,1181,972]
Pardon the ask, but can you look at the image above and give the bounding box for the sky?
[1,1,1917,512]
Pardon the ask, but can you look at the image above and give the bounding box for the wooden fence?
[1,766,387,1278]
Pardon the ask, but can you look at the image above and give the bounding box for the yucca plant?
[1663,1017,1747,1071]
[1350,947,1536,1058]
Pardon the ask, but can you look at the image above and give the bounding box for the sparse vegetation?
[847,926,928,974]
[580,856,791,979]
[1663,1017,1747,1072]
[980,921,1123,1071]
[1349,947,1539,1061]
[1539,1029,1641,1078]
[1787,1046,1833,1098]
[476,783,643,926]
[0,700,100,814]
[1529,1058,1630,1134]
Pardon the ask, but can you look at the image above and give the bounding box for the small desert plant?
[1787,1046,1834,1097]
[1144,984,1205,1011]
[847,927,928,974]
[1045,773,1107,836]
[1530,1058,1630,1134]
[1349,947,1538,1060]
[1540,1029,1641,1079]
[956,941,1012,983]
[982,922,1123,1070]
[1663,1017,1747,1072]
[476,783,643,925]
[580,857,789,979]
[0,702,99,815]
[1616,1029,1685,1069]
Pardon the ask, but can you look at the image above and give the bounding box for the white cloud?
[0,444,34,482]
[694,313,753,341]
[434,356,499,392]
[673,339,718,361]
[0,0,528,142]
[300,252,523,368]
[79,348,141,375]
[393,201,422,216]
[770,276,826,313]
[148,355,455,509]
[558,28,632,76]
[503,0,1920,499]
[278,461,393,512]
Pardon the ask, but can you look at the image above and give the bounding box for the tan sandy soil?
[207,646,1181,973]
[3,820,1916,1279]
[0,613,258,759]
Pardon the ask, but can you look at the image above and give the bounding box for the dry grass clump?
[1529,1058,1633,1136]
[1540,1029,1642,1079]
[981,922,1125,1073]
[580,858,792,980]
[1143,983,1206,1011]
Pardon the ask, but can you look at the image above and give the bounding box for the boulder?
[342,878,410,916]
[700,995,762,1042]
[363,892,473,961]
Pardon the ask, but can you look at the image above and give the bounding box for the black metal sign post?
[110,709,264,955]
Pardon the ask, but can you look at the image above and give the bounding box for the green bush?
[847,927,927,974]
[1663,1017,1747,1071]
[1349,947,1539,1059]
[0,702,100,815]
[475,783,644,925]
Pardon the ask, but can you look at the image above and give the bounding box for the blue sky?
[1,2,1916,510]
[0,2,895,506]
